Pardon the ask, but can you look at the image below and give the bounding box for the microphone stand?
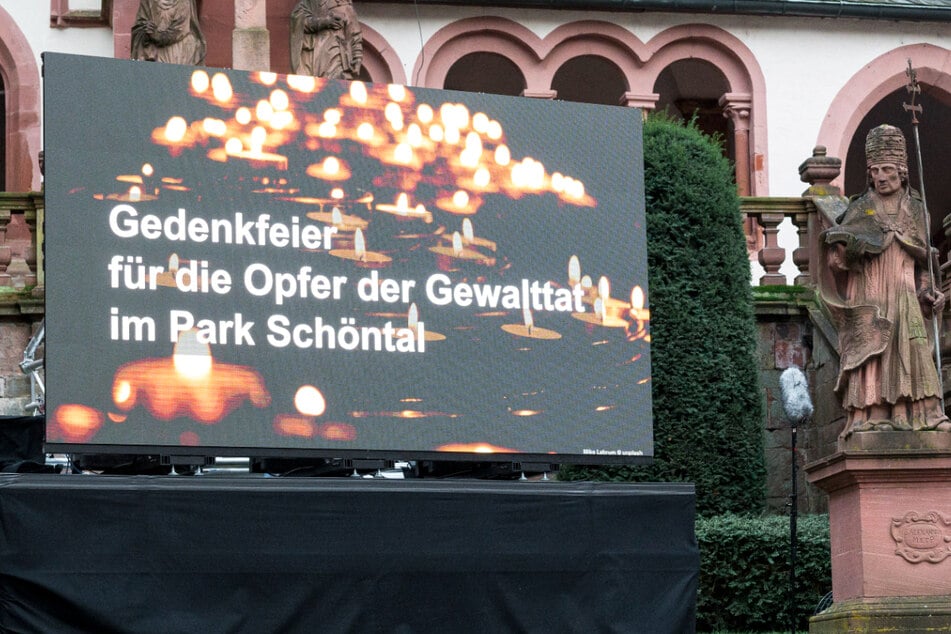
[789,413,800,634]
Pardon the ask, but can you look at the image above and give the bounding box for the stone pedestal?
[805,433,951,632]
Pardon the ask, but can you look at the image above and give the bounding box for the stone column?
[620,92,659,120]
[0,210,11,288]
[719,93,752,196]
[234,0,270,72]
[112,0,139,60]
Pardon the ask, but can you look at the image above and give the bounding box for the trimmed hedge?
[561,116,766,516]
[696,513,831,632]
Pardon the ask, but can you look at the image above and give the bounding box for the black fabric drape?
[0,476,698,633]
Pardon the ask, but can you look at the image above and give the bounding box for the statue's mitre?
[865,124,908,172]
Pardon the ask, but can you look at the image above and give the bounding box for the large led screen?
[44,53,652,463]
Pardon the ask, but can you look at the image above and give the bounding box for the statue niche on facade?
[290,0,363,80]
[819,124,950,435]
[131,0,206,66]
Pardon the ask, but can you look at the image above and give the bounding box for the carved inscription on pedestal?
[891,511,951,563]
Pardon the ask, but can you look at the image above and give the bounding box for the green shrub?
[562,116,765,516]
[696,513,831,632]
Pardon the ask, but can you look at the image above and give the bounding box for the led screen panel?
[44,53,652,463]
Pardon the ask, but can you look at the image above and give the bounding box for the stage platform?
[0,474,698,632]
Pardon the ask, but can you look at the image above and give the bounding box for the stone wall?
[756,298,842,514]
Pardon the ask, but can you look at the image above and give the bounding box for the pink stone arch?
[415,18,768,194]
[412,18,542,90]
[0,5,41,191]
[640,24,767,195]
[361,23,407,85]
[818,43,951,189]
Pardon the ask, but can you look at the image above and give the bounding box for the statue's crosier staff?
[903,59,945,411]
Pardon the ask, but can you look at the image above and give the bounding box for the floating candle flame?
[173,329,212,380]
[630,286,649,321]
[211,72,233,104]
[330,227,392,267]
[375,193,433,222]
[495,145,511,166]
[598,276,610,301]
[407,123,424,148]
[457,218,498,252]
[472,112,489,133]
[501,307,562,340]
[190,69,210,94]
[472,167,491,189]
[355,122,383,145]
[349,81,368,105]
[384,102,404,131]
[50,404,104,442]
[235,107,252,125]
[269,88,289,112]
[430,227,495,267]
[306,155,352,181]
[112,343,270,423]
[295,384,326,417]
[408,302,446,341]
[307,205,367,232]
[287,73,317,93]
[388,84,407,102]
[417,103,434,123]
[435,442,519,454]
[568,255,581,287]
[435,189,481,215]
[256,99,274,123]
[164,116,188,144]
[573,277,629,328]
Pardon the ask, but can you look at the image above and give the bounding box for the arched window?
[444,52,526,96]
[551,55,628,105]
[0,4,42,192]
[818,45,951,256]
[654,59,732,164]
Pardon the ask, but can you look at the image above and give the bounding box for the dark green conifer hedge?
[695,513,831,632]
[562,116,766,517]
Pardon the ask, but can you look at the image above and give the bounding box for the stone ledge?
[811,595,951,632]
[0,296,45,317]
[839,429,951,453]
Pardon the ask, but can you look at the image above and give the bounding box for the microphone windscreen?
[780,366,813,423]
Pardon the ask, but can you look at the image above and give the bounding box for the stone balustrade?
[741,196,813,287]
[0,191,43,303]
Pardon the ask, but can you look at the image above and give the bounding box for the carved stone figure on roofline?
[131,0,206,65]
[290,0,363,80]
[819,124,950,436]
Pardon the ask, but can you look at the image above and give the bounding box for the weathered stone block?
[233,28,270,72]
[0,375,29,398]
